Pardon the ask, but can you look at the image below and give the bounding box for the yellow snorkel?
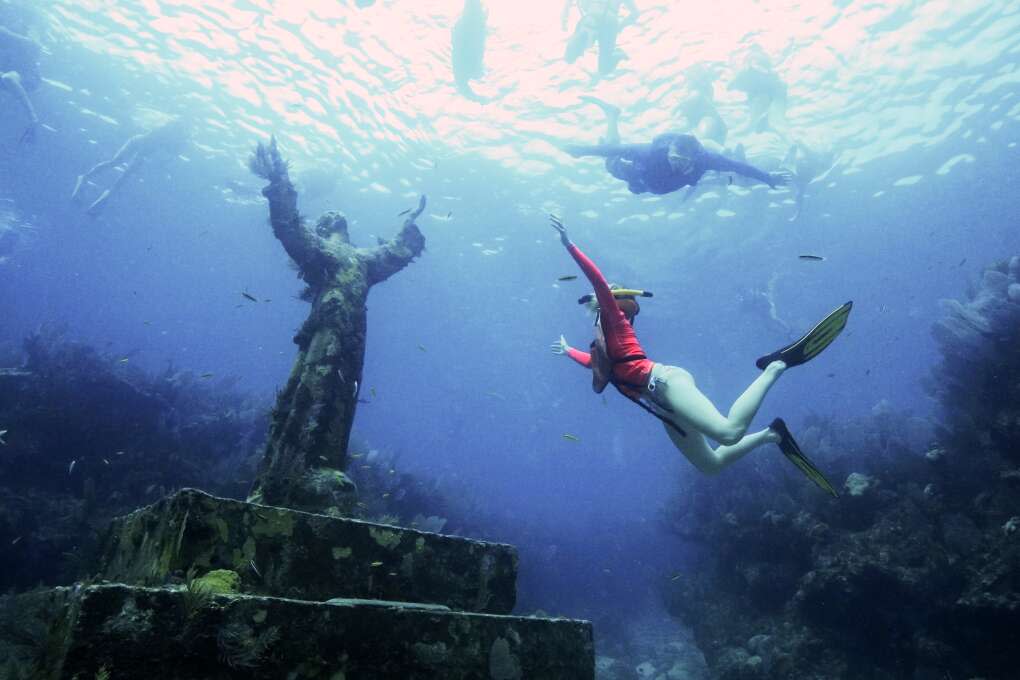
[577,289,654,305]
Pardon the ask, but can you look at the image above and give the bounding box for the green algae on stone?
[369,527,401,550]
[193,570,241,595]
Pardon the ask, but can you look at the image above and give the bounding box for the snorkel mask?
[667,143,694,174]
[578,288,653,325]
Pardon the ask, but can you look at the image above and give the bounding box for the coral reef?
[660,259,1020,679]
[0,327,266,592]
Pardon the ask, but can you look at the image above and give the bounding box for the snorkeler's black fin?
[770,418,838,497]
[756,301,852,370]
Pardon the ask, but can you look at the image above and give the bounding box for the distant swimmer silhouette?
[562,0,639,79]
[71,116,189,216]
[451,0,513,103]
[548,214,849,496]
[730,44,788,134]
[0,24,42,145]
[563,97,790,195]
[674,63,727,147]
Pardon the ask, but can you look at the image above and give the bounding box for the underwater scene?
[1,0,1019,677]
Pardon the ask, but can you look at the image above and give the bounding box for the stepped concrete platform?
[95,488,517,613]
[16,583,594,679]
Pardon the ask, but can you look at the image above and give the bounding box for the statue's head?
[315,211,349,242]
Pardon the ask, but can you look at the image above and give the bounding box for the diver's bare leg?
[86,155,145,216]
[667,423,778,474]
[659,362,785,446]
[73,135,143,200]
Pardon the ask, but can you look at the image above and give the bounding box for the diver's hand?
[549,214,571,247]
[550,335,570,355]
[768,169,793,189]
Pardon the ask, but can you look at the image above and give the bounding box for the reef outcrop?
[661,258,1020,679]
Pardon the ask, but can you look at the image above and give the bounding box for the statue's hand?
[407,194,427,222]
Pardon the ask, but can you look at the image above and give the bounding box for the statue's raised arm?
[248,137,326,274]
[364,194,427,286]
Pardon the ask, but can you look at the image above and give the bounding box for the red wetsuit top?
[564,243,655,397]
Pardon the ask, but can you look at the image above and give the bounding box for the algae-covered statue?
[247,138,426,514]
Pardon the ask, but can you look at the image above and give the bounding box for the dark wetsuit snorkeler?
[547,214,850,495]
[563,97,790,195]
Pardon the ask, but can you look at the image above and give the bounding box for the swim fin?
[770,418,838,497]
[756,301,852,370]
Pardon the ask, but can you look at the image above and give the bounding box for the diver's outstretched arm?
[551,334,592,368]
[563,142,647,160]
[365,194,427,286]
[701,149,788,188]
[249,137,323,271]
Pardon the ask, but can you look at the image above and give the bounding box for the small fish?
[319,455,328,462]
[957,258,967,267]
[397,208,411,216]
[249,559,262,579]
[484,391,505,400]
[382,492,390,499]
[361,465,371,469]
[337,368,346,382]
[118,357,130,364]
[562,433,580,442]
[388,468,396,475]
[11,536,22,545]
[143,320,152,326]
[241,291,258,302]
[357,502,368,508]
[357,399,371,404]
[350,453,364,458]
[669,572,683,581]
[446,211,452,218]
[68,459,77,475]
[370,561,383,568]
[115,450,125,456]
[0,429,7,446]
[417,344,427,352]
[200,373,214,379]
[370,387,377,398]
[263,298,272,303]
[557,275,578,281]
[798,254,825,261]
[353,380,359,395]
[103,458,110,465]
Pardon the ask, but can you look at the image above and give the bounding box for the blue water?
[2,0,1019,646]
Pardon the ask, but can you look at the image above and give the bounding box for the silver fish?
[0,429,7,445]
[68,459,77,475]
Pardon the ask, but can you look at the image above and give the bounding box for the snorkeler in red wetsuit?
[549,215,850,495]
